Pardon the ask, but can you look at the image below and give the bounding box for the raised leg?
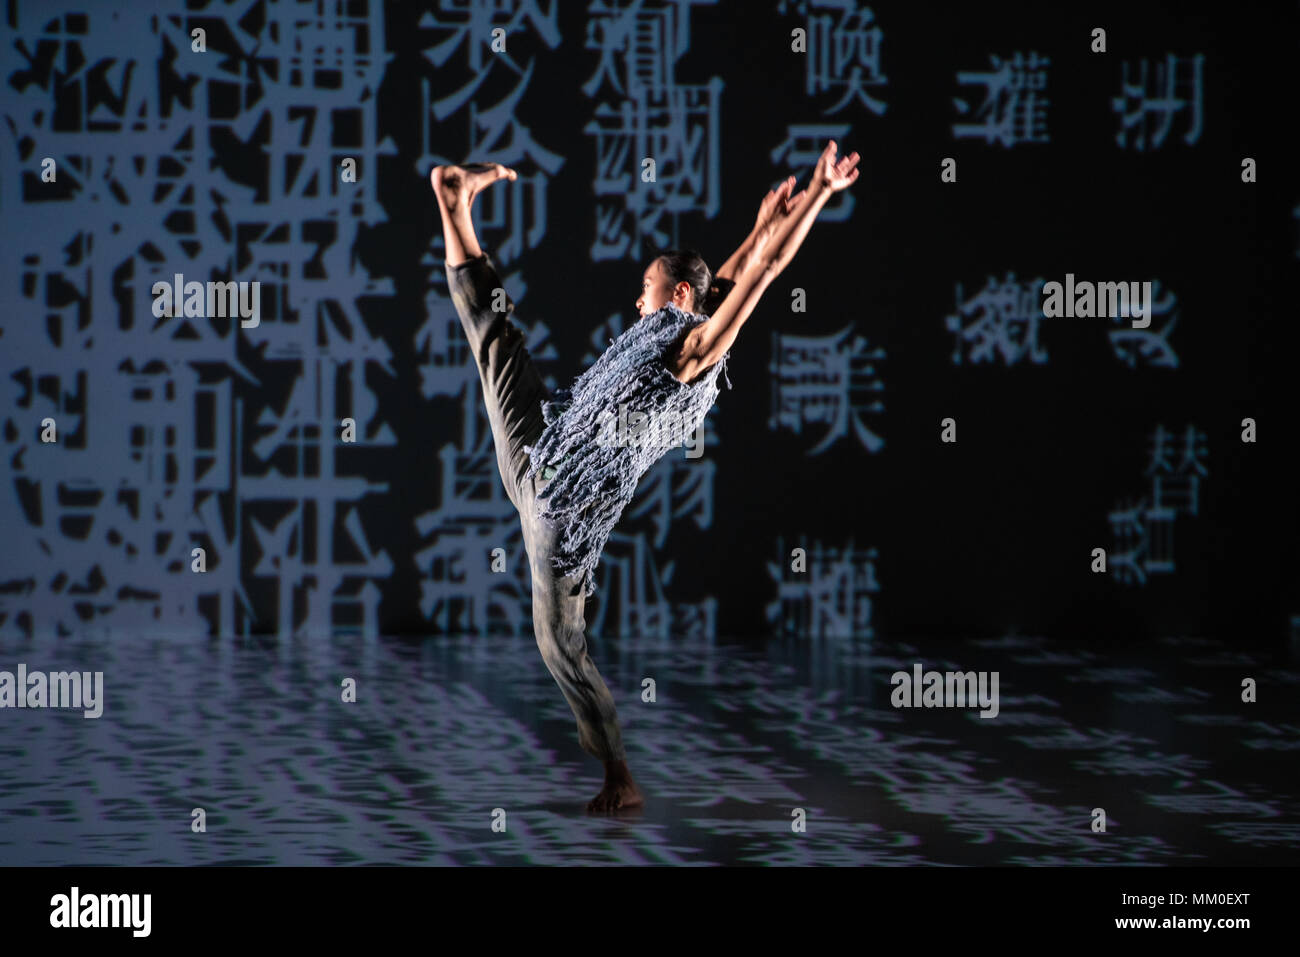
[432,163,515,267]
[435,164,546,511]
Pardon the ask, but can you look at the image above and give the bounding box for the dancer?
[433,140,860,811]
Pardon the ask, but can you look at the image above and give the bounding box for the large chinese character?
[1145,424,1208,518]
[420,0,562,115]
[1108,423,1208,585]
[765,537,880,638]
[770,326,885,454]
[946,273,1048,365]
[780,0,888,115]
[953,52,1050,147]
[1112,53,1204,150]
[1107,279,1180,368]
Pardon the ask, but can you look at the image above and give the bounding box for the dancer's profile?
[432,140,861,811]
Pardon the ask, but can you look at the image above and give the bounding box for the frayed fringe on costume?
[523,303,732,595]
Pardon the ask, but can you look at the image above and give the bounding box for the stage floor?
[1,632,1296,865]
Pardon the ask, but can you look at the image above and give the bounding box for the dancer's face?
[636,259,692,319]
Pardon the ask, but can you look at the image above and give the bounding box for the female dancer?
[432,140,860,811]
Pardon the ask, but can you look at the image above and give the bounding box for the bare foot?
[587,761,644,812]
[430,162,517,211]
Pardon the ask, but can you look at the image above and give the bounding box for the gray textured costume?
[523,301,731,596]
[445,250,730,763]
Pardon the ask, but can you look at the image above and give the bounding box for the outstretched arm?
[668,141,860,383]
[713,176,798,282]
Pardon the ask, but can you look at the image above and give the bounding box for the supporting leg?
[520,475,644,812]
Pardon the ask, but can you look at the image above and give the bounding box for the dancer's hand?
[754,176,797,237]
[742,174,814,268]
[808,139,860,195]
